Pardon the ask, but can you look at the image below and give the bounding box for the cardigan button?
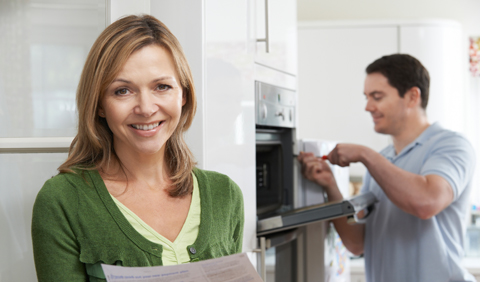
[189,247,197,254]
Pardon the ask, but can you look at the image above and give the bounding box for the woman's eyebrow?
[111,78,131,84]
[152,76,176,83]
[110,76,178,86]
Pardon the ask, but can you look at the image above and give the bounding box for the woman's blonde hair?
[59,14,197,197]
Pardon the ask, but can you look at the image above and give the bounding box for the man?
[298,54,476,282]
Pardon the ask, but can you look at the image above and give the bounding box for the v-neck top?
[109,173,201,265]
[32,168,244,281]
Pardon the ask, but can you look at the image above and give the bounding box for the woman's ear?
[182,91,187,106]
[98,107,106,118]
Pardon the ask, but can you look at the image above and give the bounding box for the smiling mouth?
[130,121,163,131]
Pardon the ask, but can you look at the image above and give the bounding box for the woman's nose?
[134,92,159,117]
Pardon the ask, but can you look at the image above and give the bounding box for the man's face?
[364,73,409,136]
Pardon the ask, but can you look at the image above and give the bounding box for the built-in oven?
[254,81,377,282]
[255,81,299,282]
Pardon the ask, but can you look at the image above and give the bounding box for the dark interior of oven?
[256,142,283,215]
[255,127,294,220]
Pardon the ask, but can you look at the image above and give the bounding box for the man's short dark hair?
[366,54,430,109]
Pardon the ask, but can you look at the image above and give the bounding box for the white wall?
[297,0,480,35]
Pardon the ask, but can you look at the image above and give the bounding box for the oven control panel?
[255,81,296,128]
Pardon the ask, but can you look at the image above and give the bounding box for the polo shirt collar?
[384,122,443,161]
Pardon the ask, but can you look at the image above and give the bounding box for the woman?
[31,15,244,281]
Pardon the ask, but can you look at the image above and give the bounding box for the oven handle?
[255,140,282,145]
[254,228,300,280]
[253,237,267,281]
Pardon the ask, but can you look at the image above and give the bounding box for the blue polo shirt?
[361,122,476,282]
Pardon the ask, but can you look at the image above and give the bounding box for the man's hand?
[328,144,369,167]
[297,151,336,189]
[297,151,365,255]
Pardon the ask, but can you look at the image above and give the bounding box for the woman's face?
[99,44,185,157]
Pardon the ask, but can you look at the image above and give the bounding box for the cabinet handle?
[256,0,269,53]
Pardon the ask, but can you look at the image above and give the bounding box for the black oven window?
[256,144,283,215]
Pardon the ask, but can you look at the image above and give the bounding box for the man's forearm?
[323,181,365,255]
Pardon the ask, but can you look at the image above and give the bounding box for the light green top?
[110,173,200,265]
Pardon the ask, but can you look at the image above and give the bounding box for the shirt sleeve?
[420,134,476,200]
[31,176,87,281]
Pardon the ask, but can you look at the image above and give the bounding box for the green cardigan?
[31,168,244,282]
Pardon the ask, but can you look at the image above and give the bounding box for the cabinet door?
[0,1,106,280]
[297,25,396,176]
[204,0,257,253]
[152,0,257,253]
[255,0,297,75]
[0,153,68,281]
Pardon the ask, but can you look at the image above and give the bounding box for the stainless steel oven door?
[255,192,378,281]
[257,192,378,236]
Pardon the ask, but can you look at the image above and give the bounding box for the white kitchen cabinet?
[0,153,68,281]
[0,1,106,281]
[297,20,464,177]
[255,0,297,75]
[152,0,257,254]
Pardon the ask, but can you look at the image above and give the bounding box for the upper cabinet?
[255,0,297,75]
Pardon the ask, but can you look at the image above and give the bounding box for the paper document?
[101,253,263,282]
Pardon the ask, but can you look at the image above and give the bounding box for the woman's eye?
[115,88,130,95]
[157,84,171,91]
